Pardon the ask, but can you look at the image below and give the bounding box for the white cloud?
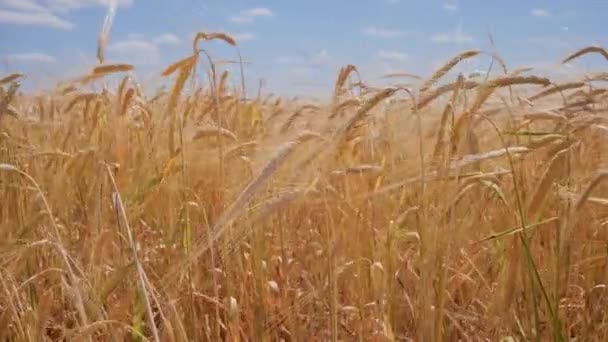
[275,49,331,68]
[443,1,458,12]
[377,50,408,62]
[276,56,299,64]
[431,23,473,44]
[46,0,133,12]
[109,38,160,65]
[108,32,184,64]
[310,49,330,65]
[229,7,273,24]
[154,33,181,46]
[232,32,256,42]
[0,9,73,29]
[0,0,48,12]
[531,8,551,18]
[5,52,56,63]
[0,0,133,30]
[363,26,408,38]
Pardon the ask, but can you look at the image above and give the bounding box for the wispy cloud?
[0,0,133,30]
[5,52,56,63]
[526,36,570,48]
[0,9,73,29]
[443,1,458,12]
[0,0,48,12]
[109,38,159,65]
[154,33,181,46]
[530,8,551,18]
[275,49,331,68]
[386,0,400,4]
[46,0,133,12]
[376,50,408,62]
[310,49,330,65]
[363,26,408,38]
[431,23,473,44]
[229,7,274,24]
[232,32,256,42]
[109,33,181,65]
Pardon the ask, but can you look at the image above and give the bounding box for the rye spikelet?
[117,75,130,102]
[334,64,358,98]
[281,105,320,132]
[224,141,259,159]
[336,87,398,143]
[562,45,608,64]
[63,93,97,113]
[381,72,422,80]
[96,0,117,64]
[420,49,480,92]
[575,171,608,211]
[527,149,568,217]
[169,139,304,279]
[92,64,134,76]
[0,73,24,85]
[119,88,135,116]
[165,55,197,153]
[527,82,586,102]
[417,80,479,110]
[329,98,360,119]
[432,74,464,161]
[192,125,238,142]
[193,32,236,52]
[511,67,534,76]
[162,54,198,77]
[469,75,550,114]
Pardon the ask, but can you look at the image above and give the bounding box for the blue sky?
[1,0,607,97]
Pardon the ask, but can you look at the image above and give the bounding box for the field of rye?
[0,30,607,341]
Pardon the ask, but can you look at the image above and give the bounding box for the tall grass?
[1,32,607,341]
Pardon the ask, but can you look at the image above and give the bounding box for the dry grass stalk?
[64,93,97,113]
[281,105,320,132]
[527,82,586,101]
[381,72,421,80]
[527,149,568,217]
[562,45,608,64]
[522,111,567,124]
[467,75,550,115]
[335,87,397,143]
[0,73,24,85]
[420,49,480,92]
[511,67,534,76]
[96,0,117,63]
[575,171,608,211]
[162,54,198,77]
[334,65,358,98]
[192,125,238,142]
[192,32,236,52]
[223,141,259,159]
[92,64,134,76]
[4,37,608,342]
[168,139,304,279]
[417,80,479,109]
[0,82,19,116]
[119,88,135,116]
[432,74,464,162]
[105,165,161,342]
[329,98,360,119]
[165,54,197,153]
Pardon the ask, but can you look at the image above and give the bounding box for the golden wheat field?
[1,27,608,341]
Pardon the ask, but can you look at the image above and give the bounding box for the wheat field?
[1,31,607,341]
